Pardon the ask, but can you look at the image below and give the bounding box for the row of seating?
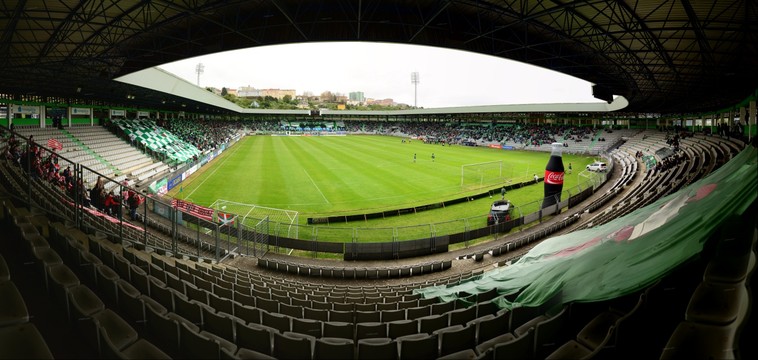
[258,257,452,279]
[0,243,55,359]
[2,199,169,359]
[660,215,757,359]
[85,229,585,359]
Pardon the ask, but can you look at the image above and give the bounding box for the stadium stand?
[1,121,755,359]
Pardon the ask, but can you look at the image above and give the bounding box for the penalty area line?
[303,169,330,204]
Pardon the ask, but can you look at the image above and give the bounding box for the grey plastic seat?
[68,284,105,323]
[47,263,81,318]
[388,319,418,339]
[100,326,171,359]
[406,306,430,320]
[180,321,225,359]
[449,305,478,327]
[357,337,398,360]
[208,292,235,315]
[174,293,204,326]
[381,309,406,323]
[0,281,29,326]
[129,263,150,295]
[31,246,63,291]
[261,310,291,333]
[476,309,510,344]
[234,289,256,307]
[274,331,315,360]
[491,327,535,360]
[78,248,103,286]
[0,254,9,282]
[91,309,139,356]
[685,281,748,325]
[202,307,235,343]
[397,332,438,360]
[323,321,354,340]
[280,303,304,318]
[532,306,569,358]
[659,320,738,360]
[314,337,354,360]
[117,278,148,325]
[547,326,612,360]
[256,297,279,313]
[431,301,455,316]
[292,317,323,338]
[94,263,120,307]
[185,282,209,305]
[233,302,261,324]
[476,299,501,318]
[438,348,477,359]
[330,309,354,323]
[213,282,233,299]
[377,302,398,311]
[356,322,388,340]
[145,305,180,355]
[222,347,277,360]
[149,276,175,310]
[236,322,275,356]
[435,324,476,357]
[419,313,449,334]
[356,310,381,323]
[0,322,54,359]
[475,332,515,356]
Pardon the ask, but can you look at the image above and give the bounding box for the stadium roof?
[1,0,757,114]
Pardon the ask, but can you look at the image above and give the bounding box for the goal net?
[460,160,504,190]
[209,199,299,239]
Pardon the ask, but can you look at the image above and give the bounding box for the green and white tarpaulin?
[416,146,758,310]
[117,119,201,163]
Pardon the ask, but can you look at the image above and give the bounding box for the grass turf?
[168,135,598,239]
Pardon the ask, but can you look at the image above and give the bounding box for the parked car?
[487,200,511,225]
[586,161,608,172]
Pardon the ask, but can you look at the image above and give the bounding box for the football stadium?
[1,1,757,359]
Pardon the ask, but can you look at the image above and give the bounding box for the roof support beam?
[679,0,715,66]
[409,0,451,42]
[270,0,308,40]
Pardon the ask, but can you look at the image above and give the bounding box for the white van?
[586,161,608,172]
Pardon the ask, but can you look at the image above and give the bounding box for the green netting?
[416,146,758,310]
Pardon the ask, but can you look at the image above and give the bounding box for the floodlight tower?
[195,63,205,86]
[411,71,419,108]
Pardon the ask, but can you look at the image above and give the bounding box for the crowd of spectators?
[383,121,596,147]
[158,119,242,152]
[654,151,686,172]
[3,132,141,220]
[143,119,601,150]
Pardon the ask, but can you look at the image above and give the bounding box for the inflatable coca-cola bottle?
[541,142,565,209]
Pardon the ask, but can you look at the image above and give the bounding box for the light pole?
[195,63,205,86]
[411,71,419,108]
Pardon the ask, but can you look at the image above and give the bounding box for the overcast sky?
[158,42,602,109]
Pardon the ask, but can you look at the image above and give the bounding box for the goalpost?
[460,160,504,190]
[210,199,299,239]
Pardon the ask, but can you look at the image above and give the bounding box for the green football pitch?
[168,135,598,230]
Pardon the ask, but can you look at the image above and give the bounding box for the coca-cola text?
[544,171,564,185]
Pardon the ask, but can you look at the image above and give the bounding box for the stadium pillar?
[215,224,220,262]
[39,106,45,128]
[171,207,177,255]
